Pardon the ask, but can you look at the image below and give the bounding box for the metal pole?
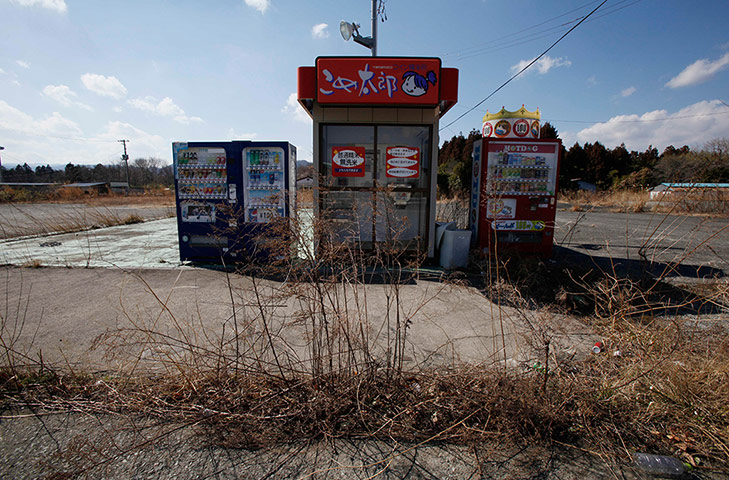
[118,139,130,194]
[0,146,4,183]
[371,0,377,56]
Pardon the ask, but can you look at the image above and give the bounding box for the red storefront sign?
[385,146,420,178]
[332,146,366,177]
[316,57,441,105]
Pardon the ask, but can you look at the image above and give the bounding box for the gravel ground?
[0,409,647,480]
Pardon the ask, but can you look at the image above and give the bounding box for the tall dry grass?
[1,191,728,477]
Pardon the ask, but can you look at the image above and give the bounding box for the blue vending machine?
[172,140,297,263]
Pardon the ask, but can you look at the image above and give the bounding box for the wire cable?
[442,0,641,62]
[440,0,610,132]
[545,109,729,125]
[440,0,602,58]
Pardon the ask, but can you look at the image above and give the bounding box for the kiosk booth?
[297,57,458,258]
[470,106,562,257]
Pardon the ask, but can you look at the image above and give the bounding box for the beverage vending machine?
[172,140,296,263]
[470,138,561,257]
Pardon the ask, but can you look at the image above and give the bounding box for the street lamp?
[339,0,378,56]
[339,21,375,54]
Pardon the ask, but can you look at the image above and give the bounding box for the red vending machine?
[470,138,562,257]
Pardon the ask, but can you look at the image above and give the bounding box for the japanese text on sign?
[316,58,440,105]
[386,146,420,178]
[332,146,366,177]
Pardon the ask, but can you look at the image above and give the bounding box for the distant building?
[649,183,729,200]
[63,182,111,194]
[0,182,58,192]
[576,180,596,192]
[297,175,314,190]
[570,178,596,192]
[109,182,130,194]
[63,181,135,195]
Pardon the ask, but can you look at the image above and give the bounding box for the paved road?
[1,217,180,268]
[0,202,173,239]
[553,209,729,280]
[2,205,727,279]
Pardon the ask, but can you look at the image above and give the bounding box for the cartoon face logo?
[401,70,437,97]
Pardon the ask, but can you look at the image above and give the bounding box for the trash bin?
[439,229,471,269]
[435,221,456,250]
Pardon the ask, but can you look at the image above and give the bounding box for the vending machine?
[172,140,296,263]
[470,138,561,257]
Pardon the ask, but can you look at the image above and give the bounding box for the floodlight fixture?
[339,21,354,41]
[339,18,375,55]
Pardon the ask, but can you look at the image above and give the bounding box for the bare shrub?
[2,194,729,476]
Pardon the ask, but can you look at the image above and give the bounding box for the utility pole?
[371,0,377,57]
[0,146,4,183]
[118,139,130,194]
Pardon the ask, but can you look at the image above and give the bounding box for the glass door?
[319,124,432,251]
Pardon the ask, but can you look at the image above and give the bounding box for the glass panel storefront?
[320,125,375,189]
[376,125,430,190]
[320,190,374,244]
[319,124,432,252]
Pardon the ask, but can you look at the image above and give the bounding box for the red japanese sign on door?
[385,146,420,178]
[332,146,366,177]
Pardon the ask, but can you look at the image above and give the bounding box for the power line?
[546,109,729,125]
[440,0,610,132]
[440,0,601,59]
[442,0,641,62]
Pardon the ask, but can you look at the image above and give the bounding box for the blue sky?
[1,0,728,167]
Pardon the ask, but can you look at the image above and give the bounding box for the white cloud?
[0,68,5,75]
[282,92,311,124]
[587,75,597,86]
[568,100,729,151]
[510,55,571,75]
[128,96,202,124]
[0,100,82,137]
[311,23,329,39]
[9,0,67,13]
[81,73,127,99]
[42,84,93,111]
[227,128,258,140]
[666,52,729,88]
[620,86,636,97]
[92,121,169,159]
[16,60,30,69]
[0,101,175,165]
[244,0,270,14]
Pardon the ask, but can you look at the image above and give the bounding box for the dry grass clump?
[4,321,728,473]
[436,197,470,228]
[0,185,174,206]
[1,201,729,477]
[559,190,649,213]
[653,190,729,216]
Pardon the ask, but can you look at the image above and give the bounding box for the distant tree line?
[1,158,174,188]
[437,123,729,197]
